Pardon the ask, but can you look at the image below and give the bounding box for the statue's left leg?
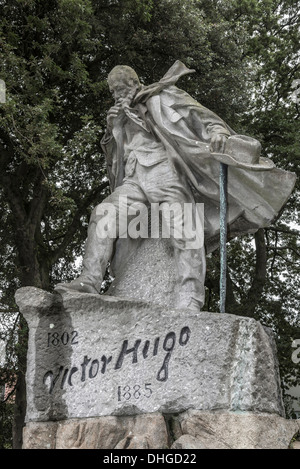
[143,161,206,312]
[169,202,206,312]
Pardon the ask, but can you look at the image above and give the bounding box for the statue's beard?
[115,87,138,109]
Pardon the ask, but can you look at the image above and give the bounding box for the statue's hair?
[108,65,140,87]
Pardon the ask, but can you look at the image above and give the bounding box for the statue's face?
[109,80,132,103]
[109,75,140,107]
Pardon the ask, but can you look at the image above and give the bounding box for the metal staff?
[219,162,228,313]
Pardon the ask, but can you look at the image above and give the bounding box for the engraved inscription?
[42,326,191,395]
[117,383,153,401]
[47,330,79,347]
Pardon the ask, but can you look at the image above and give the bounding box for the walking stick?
[219,162,228,313]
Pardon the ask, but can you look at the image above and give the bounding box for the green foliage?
[0,402,14,449]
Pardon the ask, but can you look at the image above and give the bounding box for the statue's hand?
[210,134,228,153]
[107,105,122,130]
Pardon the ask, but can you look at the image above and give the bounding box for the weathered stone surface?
[22,412,300,449]
[171,434,207,449]
[177,410,300,450]
[23,413,168,449]
[55,413,168,449]
[23,421,58,449]
[15,286,285,423]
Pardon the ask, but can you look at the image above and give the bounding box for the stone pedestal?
[15,286,299,449]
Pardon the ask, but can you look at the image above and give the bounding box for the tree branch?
[265,226,300,236]
[267,245,300,257]
[0,173,27,226]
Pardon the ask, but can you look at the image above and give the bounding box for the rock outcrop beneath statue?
[22,410,299,450]
[15,286,299,449]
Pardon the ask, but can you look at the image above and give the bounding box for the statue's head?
[108,65,141,106]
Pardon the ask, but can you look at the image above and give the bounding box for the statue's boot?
[54,276,99,295]
[173,244,206,312]
[55,219,114,295]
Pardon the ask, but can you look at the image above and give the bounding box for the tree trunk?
[12,229,48,448]
[16,230,44,288]
[12,315,28,449]
[9,187,46,448]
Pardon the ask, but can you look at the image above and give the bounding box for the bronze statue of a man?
[56,61,296,311]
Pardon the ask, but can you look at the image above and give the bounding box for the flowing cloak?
[101,61,296,254]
